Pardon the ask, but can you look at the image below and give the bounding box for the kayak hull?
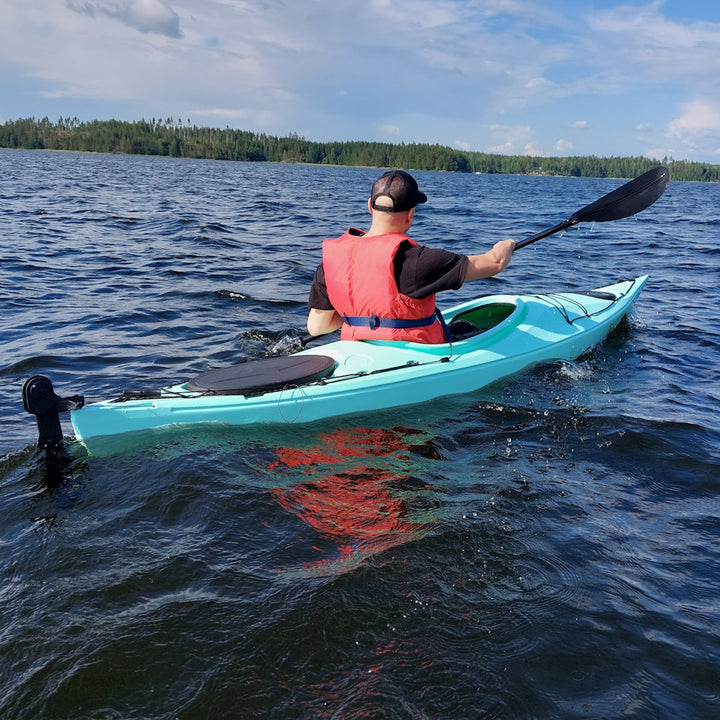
[70,276,648,443]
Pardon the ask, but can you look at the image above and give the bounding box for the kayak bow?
[28,275,645,446]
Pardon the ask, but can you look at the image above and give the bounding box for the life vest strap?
[341,312,438,331]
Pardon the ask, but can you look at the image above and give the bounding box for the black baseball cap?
[370,170,428,213]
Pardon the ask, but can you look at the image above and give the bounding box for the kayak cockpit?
[447,301,517,339]
[361,297,522,353]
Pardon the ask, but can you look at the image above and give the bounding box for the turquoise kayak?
[40,275,646,445]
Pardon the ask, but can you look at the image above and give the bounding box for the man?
[307,169,515,343]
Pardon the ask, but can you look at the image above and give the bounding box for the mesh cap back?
[370,170,428,213]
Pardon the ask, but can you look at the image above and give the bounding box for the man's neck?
[365,210,413,237]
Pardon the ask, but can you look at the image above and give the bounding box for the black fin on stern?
[22,376,84,449]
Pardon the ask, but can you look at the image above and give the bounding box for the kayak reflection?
[269,426,444,574]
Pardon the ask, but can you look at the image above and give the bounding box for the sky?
[1,0,720,163]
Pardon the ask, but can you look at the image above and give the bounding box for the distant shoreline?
[2,117,718,182]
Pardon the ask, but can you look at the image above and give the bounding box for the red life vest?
[322,230,447,344]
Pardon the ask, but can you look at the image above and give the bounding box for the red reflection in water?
[269,427,442,573]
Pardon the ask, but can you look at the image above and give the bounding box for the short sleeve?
[394,243,469,298]
[308,263,335,310]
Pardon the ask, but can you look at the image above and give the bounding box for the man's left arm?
[307,307,342,337]
[306,263,342,337]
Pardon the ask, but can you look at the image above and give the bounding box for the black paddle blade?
[515,165,669,250]
[571,166,669,223]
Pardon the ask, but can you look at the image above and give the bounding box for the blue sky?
[1,0,720,163]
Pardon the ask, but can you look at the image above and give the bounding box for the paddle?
[514,165,669,251]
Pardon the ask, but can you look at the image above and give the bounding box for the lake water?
[1,149,718,719]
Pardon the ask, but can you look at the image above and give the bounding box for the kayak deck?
[68,276,648,443]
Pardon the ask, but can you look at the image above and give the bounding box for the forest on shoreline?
[2,116,718,182]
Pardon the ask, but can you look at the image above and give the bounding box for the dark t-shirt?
[308,234,469,311]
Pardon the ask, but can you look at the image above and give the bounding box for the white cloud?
[488,124,537,155]
[525,77,553,91]
[554,138,573,153]
[586,2,720,90]
[523,142,548,157]
[572,120,589,129]
[0,0,296,128]
[379,124,401,136]
[370,0,459,29]
[68,0,182,38]
[660,98,720,159]
[644,99,720,160]
[668,99,720,135]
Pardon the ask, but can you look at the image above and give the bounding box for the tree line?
[1,116,718,182]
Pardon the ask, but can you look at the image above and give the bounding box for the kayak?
[27,276,648,446]
[23,275,646,447]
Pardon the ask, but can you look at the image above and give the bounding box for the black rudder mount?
[22,376,84,449]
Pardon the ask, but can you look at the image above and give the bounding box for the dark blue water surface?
[1,150,719,719]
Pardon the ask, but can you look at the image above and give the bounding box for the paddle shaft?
[514,166,669,251]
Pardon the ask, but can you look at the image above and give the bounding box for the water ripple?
[1,151,719,719]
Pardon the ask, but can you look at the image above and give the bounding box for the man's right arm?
[464,239,515,281]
